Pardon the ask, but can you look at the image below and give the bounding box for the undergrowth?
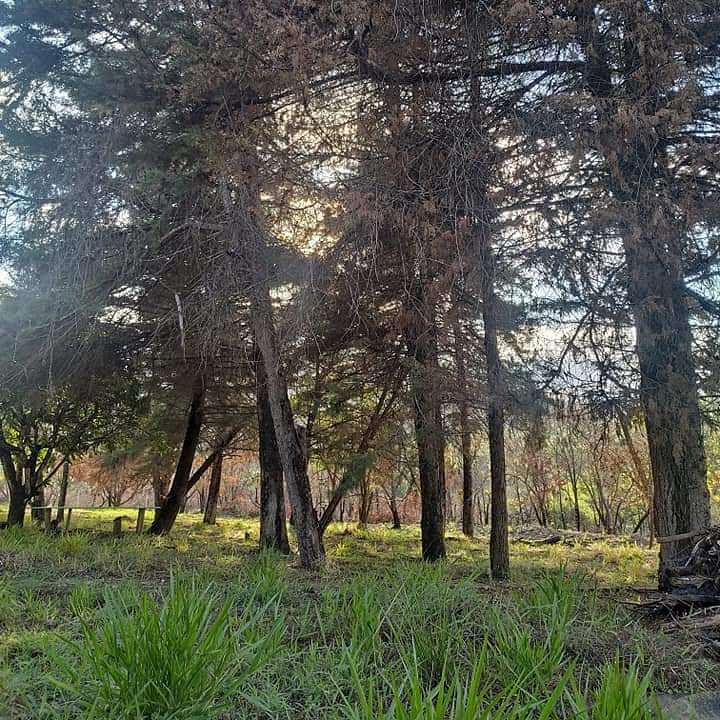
[0,514,712,718]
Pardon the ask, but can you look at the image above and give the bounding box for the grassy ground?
[0,509,714,719]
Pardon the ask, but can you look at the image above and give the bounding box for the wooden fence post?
[136,507,146,534]
[113,516,122,538]
[64,508,73,533]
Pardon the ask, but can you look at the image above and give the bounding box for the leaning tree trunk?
[225,185,323,567]
[316,369,402,536]
[405,285,446,562]
[318,454,371,536]
[624,239,711,582]
[256,356,291,554]
[203,452,223,525]
[481,236,509,580]
[56,460,69,523]
[250,276,323,568]
[453,313,474,537]
[149,379,205,535]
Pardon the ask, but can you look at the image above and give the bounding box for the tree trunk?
[253,325,323,566]
[481,237,509,580]
[248,265,323,567]
[358,476,371,528]
[624,241,711,580]
[318,455,370,536]
[571,477,581,532]
[389,493,402,529]
[573,2,710,586]
[225,186,322,567]
[405,286,446,561]
[203,452,223,525]
[1,451,25,527]
[316,369,402,536]
[257,356,291,554]
[6,483,26,527]
[56,461,69,523]
[319,485,342,534]
[453,313,474,537]
[149,379,205,535]
[632,510,650,535]
[31,487,45,524]
[514,482,524,526]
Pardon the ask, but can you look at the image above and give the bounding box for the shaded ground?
[0,510,716,718]
[660,692,720,720]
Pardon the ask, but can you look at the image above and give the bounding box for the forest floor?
[0,509,716,719]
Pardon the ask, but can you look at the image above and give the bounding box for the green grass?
[0,510,713,718]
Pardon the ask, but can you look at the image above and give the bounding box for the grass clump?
[342,570,666,720]
[580,661,660,720]
[54,575,280,720]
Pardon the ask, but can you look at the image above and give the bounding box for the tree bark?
[481,237,509,580]
[251,292,323,566]
[389,493,402,529]
[225,185,323,567]
[405,285,446,561]
[56,460,69,523]
[148,378,205,535]
[357,476,372,528]
[187,427,240,495]
[318,455,371,536]
[574,0,711,586]
[6,483,26,527]
[624,240,711,579]
[1,449,25,527]
[203,452,223,525]
[256,355,291,554]
[571,476,581,532]
[453,313,474,537]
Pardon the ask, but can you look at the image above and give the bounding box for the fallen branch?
[657,528,712,544]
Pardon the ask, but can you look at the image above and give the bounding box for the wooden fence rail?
[20,506,160,535]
